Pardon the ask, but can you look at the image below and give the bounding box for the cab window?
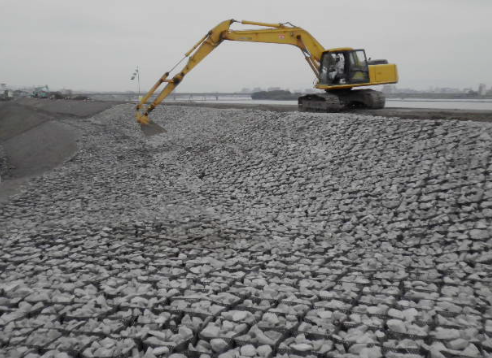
[320,50,369,85]
[347,50,369,83]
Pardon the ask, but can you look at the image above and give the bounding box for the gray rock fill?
[1,104,491,357]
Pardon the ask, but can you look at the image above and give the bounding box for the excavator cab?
[303,47,395,111]
[319,49,370,86]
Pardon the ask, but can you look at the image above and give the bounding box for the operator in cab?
[328,54,346,84]
[334,54,346,84]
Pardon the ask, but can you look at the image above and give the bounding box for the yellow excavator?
[136,20,398,128]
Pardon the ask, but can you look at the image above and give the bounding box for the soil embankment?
[0,98,118,202]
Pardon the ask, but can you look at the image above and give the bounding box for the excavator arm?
[136,19,327,125]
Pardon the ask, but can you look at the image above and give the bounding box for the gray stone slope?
[1,105,491,357]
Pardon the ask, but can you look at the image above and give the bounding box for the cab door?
[346,50,370,84]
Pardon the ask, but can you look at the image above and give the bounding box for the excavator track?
[298,93,343,112]
[298,89,386,112]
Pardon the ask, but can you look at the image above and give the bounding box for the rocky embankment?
[1,104,491,357]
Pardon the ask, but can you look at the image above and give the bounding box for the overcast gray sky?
[1,0,491,92]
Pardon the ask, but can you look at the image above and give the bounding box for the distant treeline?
[251,90,300,100]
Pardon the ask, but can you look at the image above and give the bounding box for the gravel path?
[1,104,492,358]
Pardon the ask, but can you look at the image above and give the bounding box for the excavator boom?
[136,19,398,128]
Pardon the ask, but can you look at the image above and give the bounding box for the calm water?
[167,96,492,111]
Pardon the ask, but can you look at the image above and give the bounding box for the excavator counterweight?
[136,20,398,132]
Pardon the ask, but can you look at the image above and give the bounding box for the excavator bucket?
[140,120,166,136]
[136,111,166,136]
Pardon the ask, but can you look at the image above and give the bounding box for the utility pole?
[131,67,141,101]
[137,66,141,99]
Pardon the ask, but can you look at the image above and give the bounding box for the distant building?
[61,89,73,97]
[439,87,460,94]
[1,90,13,100]
[393,87,418,94]
[13,90,29,98]
[478,83,487,96]
[424,87,462,94]
[267,87,281,91]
